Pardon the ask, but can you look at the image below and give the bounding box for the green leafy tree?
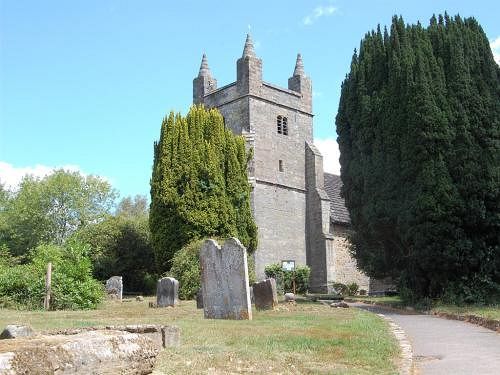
[336,14,500,304]
[74,195,157,294]
[0,240,104,310]
[0,170,117,256]
[115,194,149,218]
[150,106,257,272]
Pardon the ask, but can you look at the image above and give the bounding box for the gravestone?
[284,292,295,302]
[156,277,179,307]
[200,238,252,320]
[253,278,278,310]
[105,276,123,300]
[0,325,34,339]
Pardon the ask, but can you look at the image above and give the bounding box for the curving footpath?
[351,302,500,374]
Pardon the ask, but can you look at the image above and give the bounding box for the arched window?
[282,117,288,135]
[277,115,288,135]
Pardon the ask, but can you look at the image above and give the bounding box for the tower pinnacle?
[198,53,212,77]
[293,53,305,77]
[242,34,256,58]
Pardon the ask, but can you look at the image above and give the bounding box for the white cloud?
[0,162,84,191]
[303,5,337,26]
[490,36,500,65]
[314,137,341,175]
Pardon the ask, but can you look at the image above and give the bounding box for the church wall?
[330,224,370,292]
[249,98,312,191]
[252,182,307,279]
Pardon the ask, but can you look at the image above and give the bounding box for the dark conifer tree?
[336,14,500,303]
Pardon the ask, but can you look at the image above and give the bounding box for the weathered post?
[44,262,52,310]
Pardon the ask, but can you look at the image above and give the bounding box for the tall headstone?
[156,277,179,307]
[200,238,252,320]
[253,278,278,310]
[105,276,123,301]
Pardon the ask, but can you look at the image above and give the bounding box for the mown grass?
[348,295,500,321]
[431,304,500,321]
[0,298,400,374]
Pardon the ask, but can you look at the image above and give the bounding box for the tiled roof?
[324,173,351,225]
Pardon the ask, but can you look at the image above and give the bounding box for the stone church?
[193,35,373,293]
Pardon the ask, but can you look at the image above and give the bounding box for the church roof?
[324,173,351,225]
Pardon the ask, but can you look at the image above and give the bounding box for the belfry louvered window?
[277,116,288,135]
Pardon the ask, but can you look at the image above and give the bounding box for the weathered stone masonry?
[193,35,377,293]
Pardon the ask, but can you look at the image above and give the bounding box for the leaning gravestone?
[200,238,252,320]
[156,277,179,307]
[253,278,278,310]
[105,276,123,301]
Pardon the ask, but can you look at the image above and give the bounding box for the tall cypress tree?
[336,14,500,303]
[150,106,257,271]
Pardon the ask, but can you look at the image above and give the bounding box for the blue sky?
[1,0,499,200]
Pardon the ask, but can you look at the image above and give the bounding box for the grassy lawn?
[431,304,500,321]
[0,298,400,374]
[348,295,500,321]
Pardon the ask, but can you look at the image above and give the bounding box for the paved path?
[352,303,500,374]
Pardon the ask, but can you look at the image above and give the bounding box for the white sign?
[281,260,295,271]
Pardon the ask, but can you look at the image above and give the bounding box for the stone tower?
[193,35,335,292]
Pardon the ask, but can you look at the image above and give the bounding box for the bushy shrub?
[264,264,310,294]
[0,240,104,310]
[330,282,349,296]
[168,240,203,300]
[347,282,359,296]
[0,263,42,309]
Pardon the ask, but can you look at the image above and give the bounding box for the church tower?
[193,35,335,292]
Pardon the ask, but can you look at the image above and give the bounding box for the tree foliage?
[75,195,156,294]
[336,14,500,303]
[0,240,104,310]
[150,105,257,271]
[0,170,116,256]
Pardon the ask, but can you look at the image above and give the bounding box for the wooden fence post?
[44,262,52,310]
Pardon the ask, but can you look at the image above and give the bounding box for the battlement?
[194,34,312,115]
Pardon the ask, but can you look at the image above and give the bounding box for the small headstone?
[196,288,203,309]
[330,301,349,308]
[0,324,34,339]
[161,326,181,347]
[200,238,252,320]
[284,292,295,302]
[249,286,255,304]
[136,296,144,302]
[105,276,123,301]
[156,277,179,307]
[253,278,278,310]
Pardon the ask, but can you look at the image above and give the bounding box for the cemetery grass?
[348,296,500,320]
[431,303,500,321]
[0,298,400,374]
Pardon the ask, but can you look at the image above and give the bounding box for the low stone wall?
[0,325,180,374]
